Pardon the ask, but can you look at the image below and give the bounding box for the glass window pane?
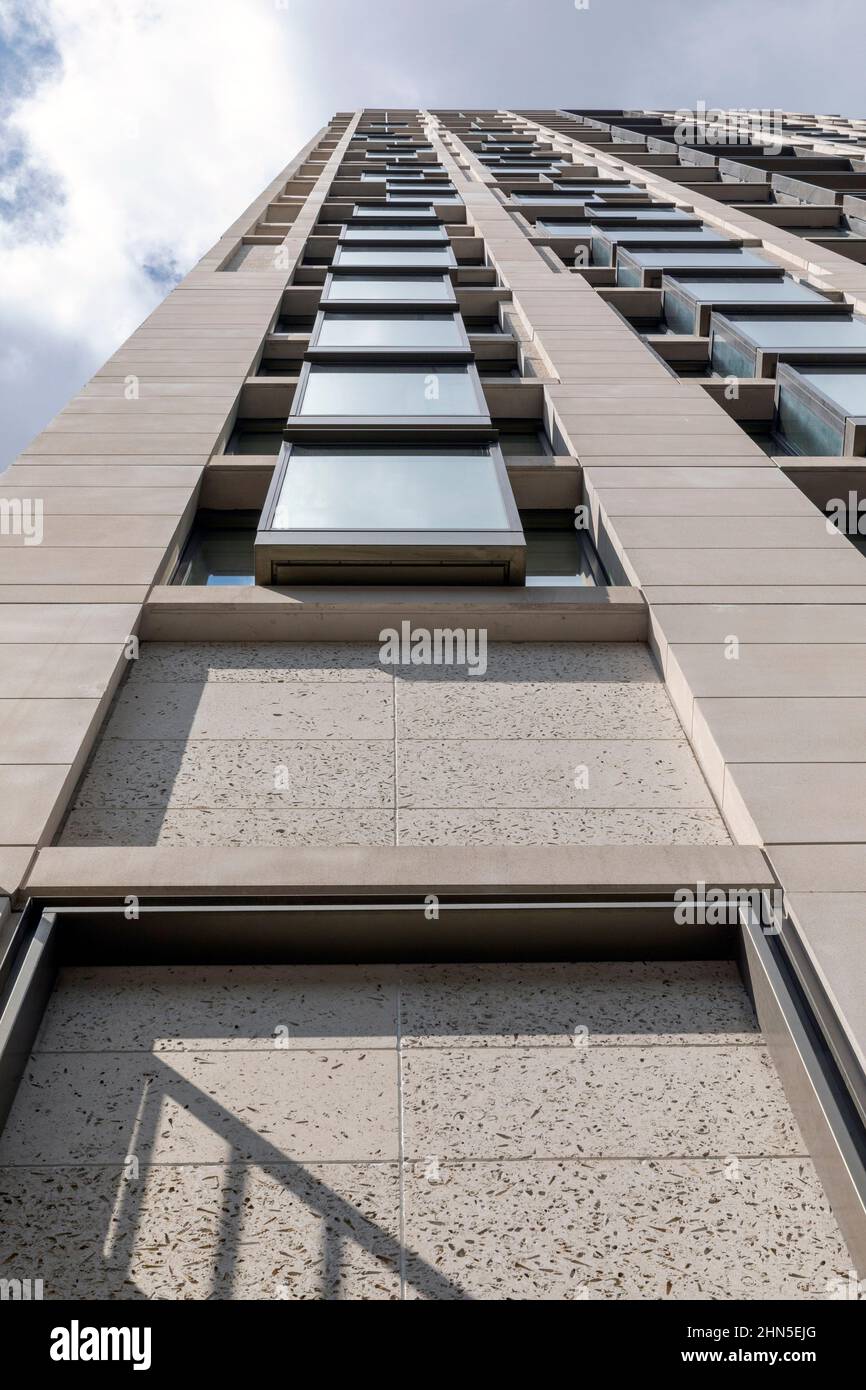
[537,221,593,235]
[229,429,284,455]
[316,313,464,348]
[175,514,257,586]
[352,206,438,220]
[514,195,598,207]
[627,250,776,272]
[666,277,831,307]
[498,431,548,456]
[598,228,734,247]
[522,513,602,586]
[298,365,483,417]
[342,226,448,242]
[798,367,866,415]
[336,248,454,269]
[388,194,462,204]
[325,275,453,302]
[718,315,866,351]
[590,208,698,222]
[272,447,511,530]
[554,183,644,194]
[777,386,845,456]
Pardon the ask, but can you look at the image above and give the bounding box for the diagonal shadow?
[105,1055,468,1302]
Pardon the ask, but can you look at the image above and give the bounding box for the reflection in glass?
[324,275,453,302]
[315,313,464,349]
[297,365,483,417]
[272,447,511,530]
[336,248,454,269]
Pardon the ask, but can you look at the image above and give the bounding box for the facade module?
[1,107,866,1302]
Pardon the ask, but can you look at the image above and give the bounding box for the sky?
[1,0,865,470]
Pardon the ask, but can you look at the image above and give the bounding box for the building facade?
[0,107,865,1301]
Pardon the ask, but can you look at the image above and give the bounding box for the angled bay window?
[388,193,462,205]
[322,272,456,305]
[592,227,736,267]
[331,246,457,270]
[309,309,469,356]
[710,312,866,378]
[662,274,835,335]
[255,442,525,584]
[341,225,449,243]
[351,204,439,221]
[616,247,779,288]
[290,362,489,427]
[776,365,866,456]
[589,207,701,225]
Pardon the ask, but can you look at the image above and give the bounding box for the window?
[553,183,646,195]
[589,207,697,223]
[273,314,316,334]
[292,363,487,419]
[616,248,778,288]
[351,205,439,221]
[225,420,285,454]
[776,365,866,456]
[536,221,593,237]
[521,511,607,586]
[255,444,525,584]
[513,195,597,207]
[592,228,734,267]
[323,274,455,304]
[312,311,467,351]
[341,225,448,243]
[387,193,462,205]
[663,275,834,335]
[332,247,456,270]
[710,312,866,378]
[270,445,513,530]
[498,427,552,457]
[173,512,257,586]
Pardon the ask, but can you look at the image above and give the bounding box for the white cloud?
[0,0,320,466]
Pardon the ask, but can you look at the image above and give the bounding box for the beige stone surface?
[59,641,728,848]
[0,958,848,1301]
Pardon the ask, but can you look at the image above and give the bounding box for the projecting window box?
[708,311,866,377]
[307,308,470,358]
[321,271,456,307]
[616,247,778,288]
[350,204,440,222]
[254,442,525,585]
[591,227,737,267]
[330,245,457,271]
[661,273,835,336]
[287,361,490,434]
[775,365,866,456]
[340,225,449,244]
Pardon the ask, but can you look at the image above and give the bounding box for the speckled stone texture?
[0,961,850,1301]
[58,641,730,848]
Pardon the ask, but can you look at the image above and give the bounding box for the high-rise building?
[1,107,865,1302]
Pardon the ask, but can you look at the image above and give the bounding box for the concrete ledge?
[779,457,866,511]
[140,584,647,642]
[26,843,773,900]
[0,848,37,899]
